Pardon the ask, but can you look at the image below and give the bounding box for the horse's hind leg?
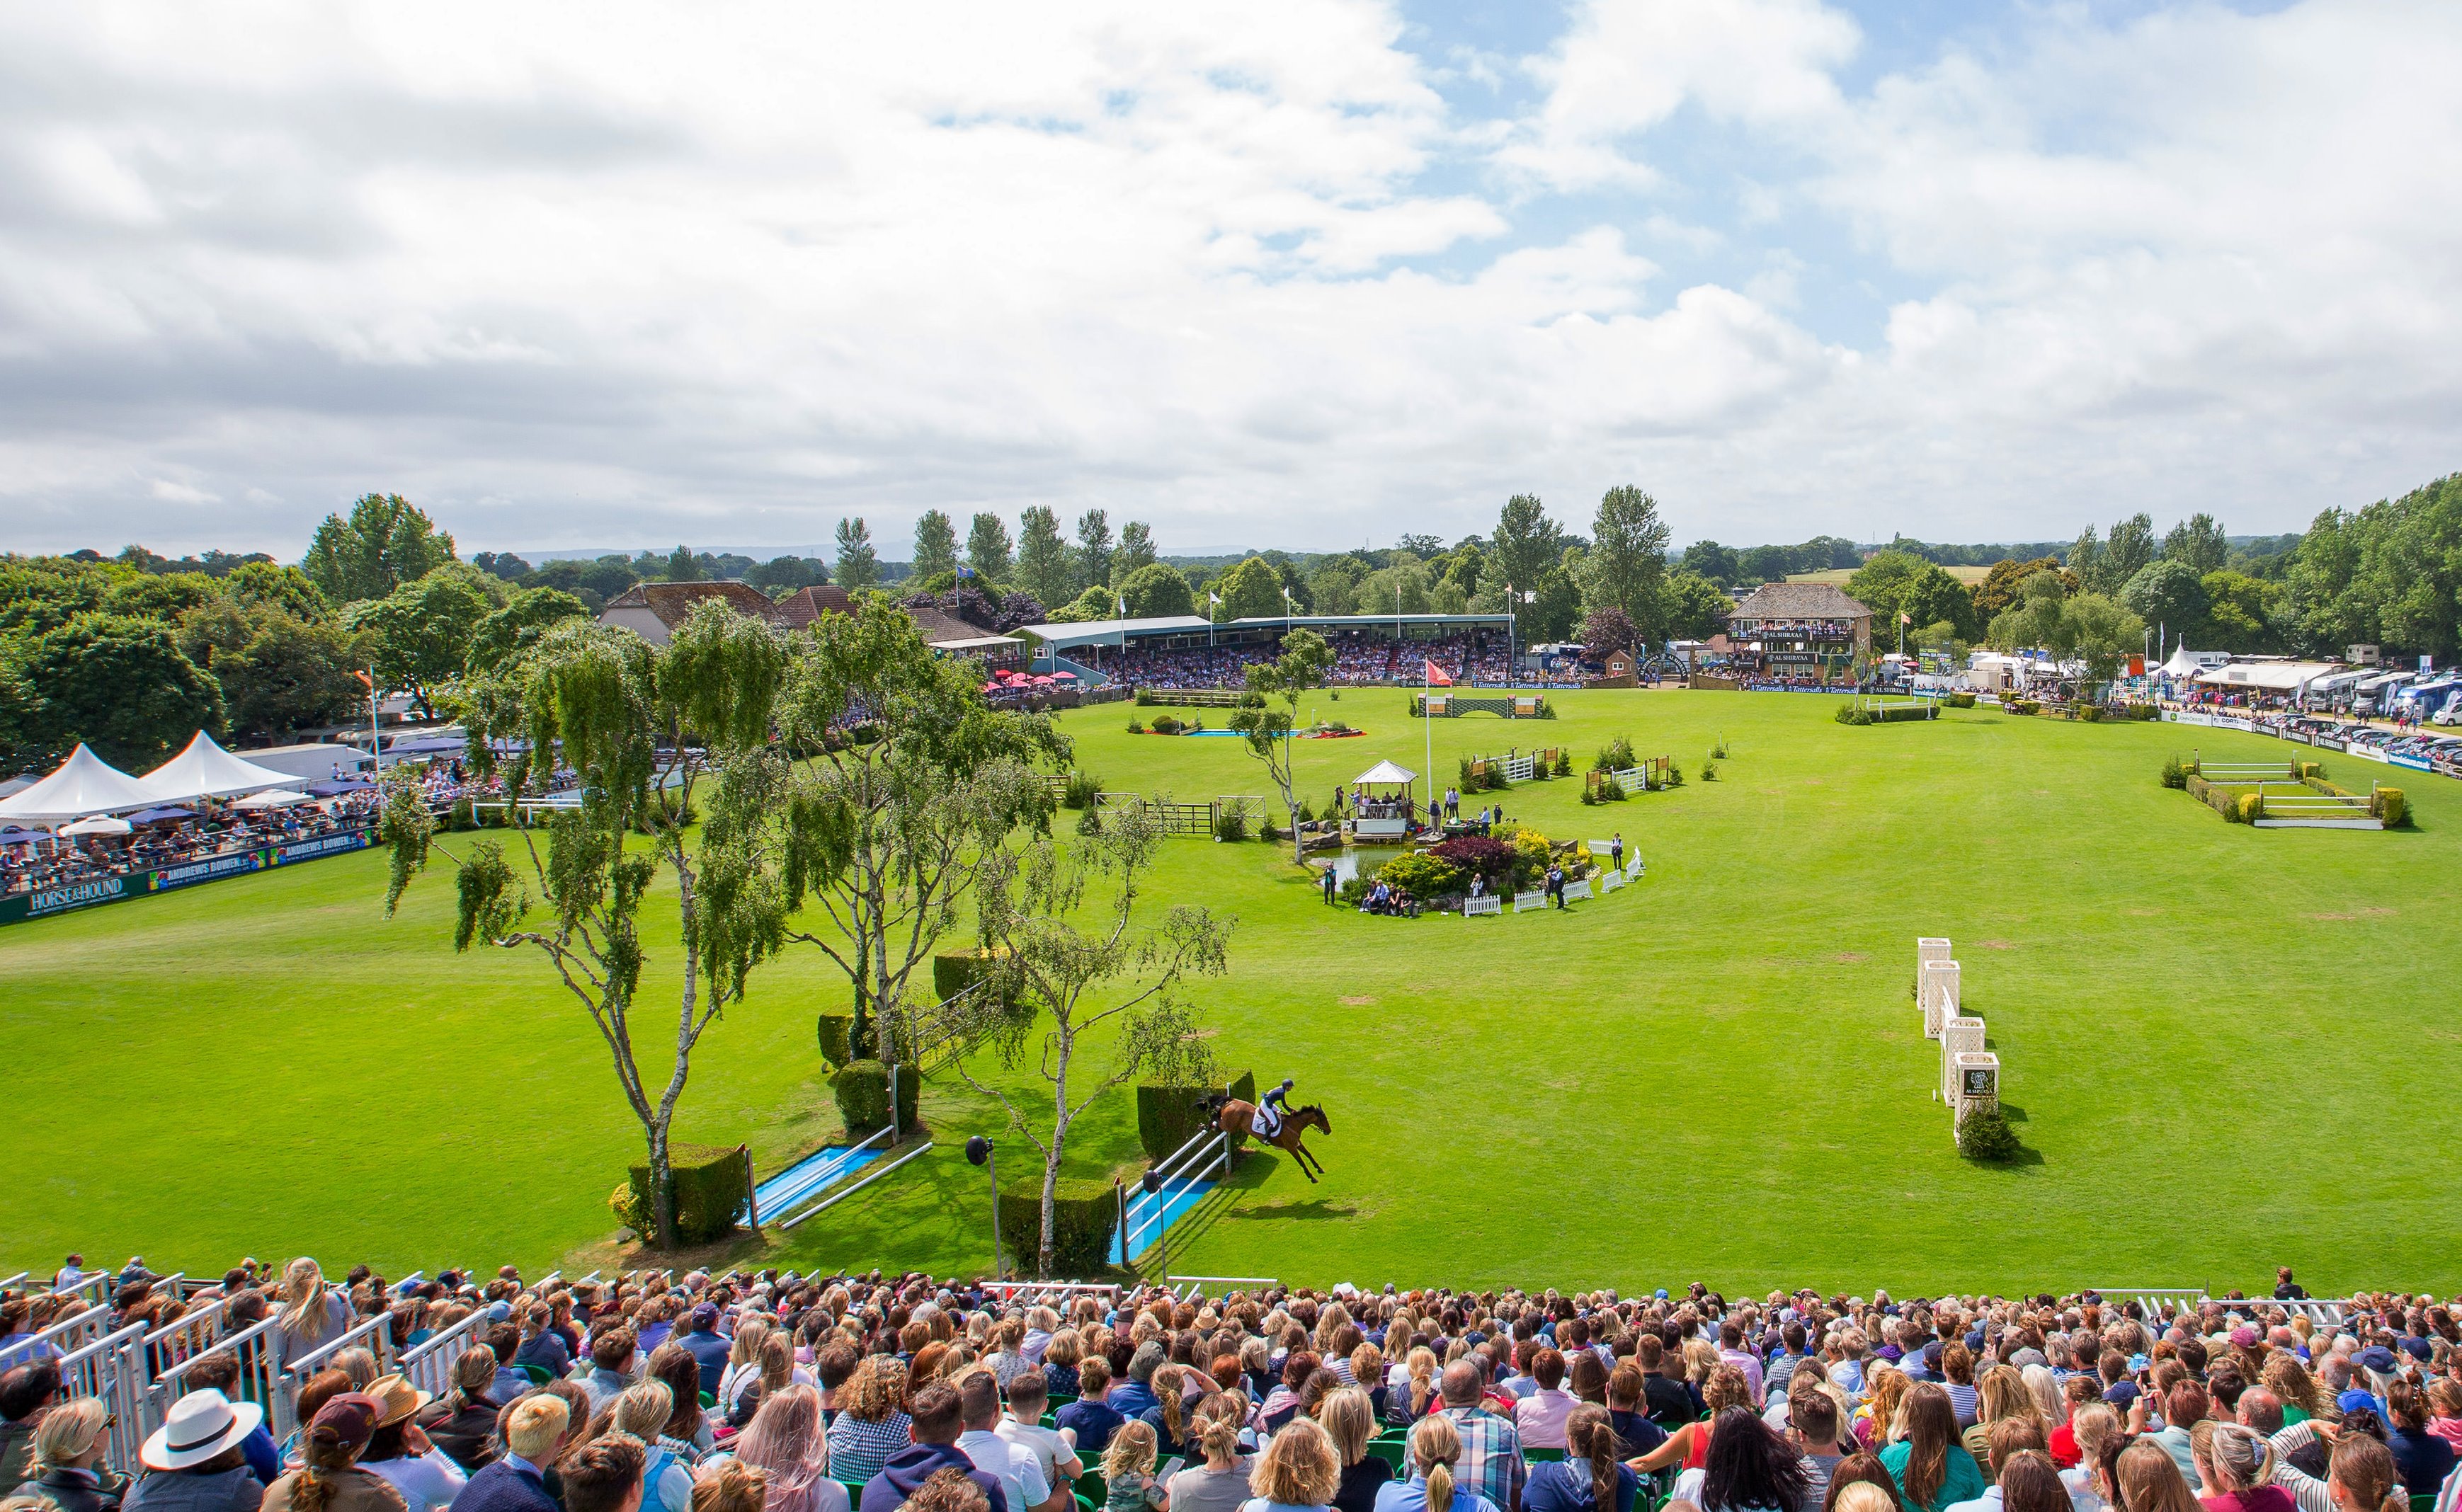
[1294,1140,1319,1182]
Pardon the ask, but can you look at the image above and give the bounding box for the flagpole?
[1424,657,1432,807]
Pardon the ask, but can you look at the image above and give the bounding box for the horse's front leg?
[1294,1138,1319,1182]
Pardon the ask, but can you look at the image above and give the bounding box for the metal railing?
[51,1271,113,1305]
[779,1142,937,1230]
[21,1295,119,1360]
[399,1305,494,1398]
[57,1322,149,1473]
[147,1315,285,1431]
[275,1311,397,1437]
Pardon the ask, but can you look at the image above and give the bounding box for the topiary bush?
[2375,787,2409,827]
[622,1143,751,1244]
[1947,692,1977,709]
[816,1012,853,1070]
[996,1174,1119,1278]
[1136,1070,1256,1162]
[1955,1105,2020,1163]
[2238,792,2264,823]
[833,1059,920,1138]
[1151,714,1184,735]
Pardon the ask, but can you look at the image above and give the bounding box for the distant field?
[6,690,2458,1293]
[1788,564,1997,585]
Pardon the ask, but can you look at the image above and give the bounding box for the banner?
[149,851,266,893]
[0,827,375,929]
[0,875,135,926]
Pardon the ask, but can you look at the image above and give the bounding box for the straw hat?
[142,1389,265,1471]
[365,1373,433,1427]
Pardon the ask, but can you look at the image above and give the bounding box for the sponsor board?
[0,828,375,928]
[0,875,133,924]
[275,831,369,865]
[150,852,266,892]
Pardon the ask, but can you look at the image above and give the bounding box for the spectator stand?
[1344,760,1421,840]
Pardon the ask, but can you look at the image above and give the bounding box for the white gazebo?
[138,731,302,803]
[1348,759,1420,840]
[0,745,161,826]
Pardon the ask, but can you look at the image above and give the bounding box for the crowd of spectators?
[1100,631,1515,693]
[1104,649,1267,692]
[0,793,381,901]
[8,1264,2459,1512]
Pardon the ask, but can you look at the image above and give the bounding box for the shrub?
[1663,763,1684,788]
[631,789,698,834]
[1297,799,1316,823]
[2238,792,2264,823]
[2160,755,2187,790]
[1947,692,1977,709]
[1151,714,1184,735]
[933,948,1010,1006]
[1553,748,1573,776]
[2375,787,2409,827]
[816,1013,853,1070]
[2078,704,2106,723]
[1600,775,1629,801]
[1062,771,1101,809]
[1378,853,1463,898]
[1710,738,1729,759]
[1499,828,1551,890]
[1594,735,1635,772]
[1955,1105,2020,1163]
[1076,807,1102,835]
[1338,875,1373,907]
[1457,755,1477,791]
[995,1175,1118,1277]
[833,1059,920,1138]
[1483,765,1509,791]
[1134,688,1156,706]
[2006,699,2040,716]
[1700,762,1719,781]
[620,1143,751,1244]
[1834,705,1872,726]
[1214,805,1248,842]
[1126,718,1146,733]
[1187,717,1206,732]
[1578,786,1598,806]
[1135,1070,1256,1162]
[1259,817,1282,844]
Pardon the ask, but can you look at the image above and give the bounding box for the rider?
[1255,1077,1295,1138]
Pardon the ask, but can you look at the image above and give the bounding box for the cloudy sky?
[3,0,2458,560]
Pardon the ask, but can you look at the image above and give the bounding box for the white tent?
[1352,760,1418,786]
[2156,645,2204,679]
[0,745,161,824]
[139,731,302,803]
[60,815,134,837]
[230,789,311,811]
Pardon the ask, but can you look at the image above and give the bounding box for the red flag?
[1423,660,1453,687]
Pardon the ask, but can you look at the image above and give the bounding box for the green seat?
[701,1392,716,1409]
[1527,1448,1566,1464]
[1369,1441,1406,1472]
[2410,1498,2435,1512]
[839,1481,869,1506]
[519,1365,554,1385]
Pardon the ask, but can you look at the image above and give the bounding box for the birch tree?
[1230,627,1333,864]
[379,601,789,1247]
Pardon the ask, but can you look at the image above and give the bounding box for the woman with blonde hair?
[1401,1351,1440,1426]
[615,1382,695,1512]
[8,1399,125,1512]
[1321,1390,1391,1512]
[822,1358,910,1487]
[2058,1404,2120,1512]
[1961,1369,2044,1473]
[2188,1421,2288,1512]
[705,1385,842,1512]
[1853,1370,1910,1455]
[1634,1366,1753,1477]
[274,1260,356,1374]
[1373,1414,1493,1512]
[1828,1483,1898,1512]
[1247,1417,1340,1512]
[2113,1440,2203,1512]
[689,1459,767,1512]
[2262,1358,2325,1427]
[1042,1332,1085,1399]
[1102,1421,1169,1512]
[1167,1396,1254,1512]
[720,1322,772,1422]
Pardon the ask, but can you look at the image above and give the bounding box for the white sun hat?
[142,1388,263,1471]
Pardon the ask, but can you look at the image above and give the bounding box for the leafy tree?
[1117,521,1157,577]
[1231,628,1335,864]
[833,519,879,590]
[467,587,592,677]
[1118,562,1195,618]
[662,545,702,582]
[1307,558,1363,616]
[382,604,787,1248]
[346,567,495,719]
[1736,544,1791,585]
[1680,541,1739,586]
[302,493,456,605]
[967,512,1015,583]
[2066,593,2146,689]
[956,806,1227,1276]
[105,572,220,622]
[1658,571,1734,640]
[1987,575,2141,691]
[743,556,827,595]
[1396,533,1446,558]
[20,613,226,768]
[1441,544,1483,599]
[2162,512,2229,575]
[1210,555,1287,622]
[2199,571,2281,653]
[1355,558,1432,619]
[1971,556,2065,620]
[471,551,533,582]
[1527,556,1584,643]
[224,562,333,623]
[1487,494,1565,606]
[912,510,959,584]
[1580,606,1637,655]
[1576,486,1671,639]
[2121,559,2208,648]
[2070,514,2155,597]
[0,561,113,636]
[768,596,1064,1094]
[178,601,363,739]
[1015,508,1075,608]
[2285,474,2462,659]
[1073,510,1114,595]
[1845,552,1978,646]
[1044,586,1115,624]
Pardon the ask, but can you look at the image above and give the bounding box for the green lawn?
[5,690,2457,1295]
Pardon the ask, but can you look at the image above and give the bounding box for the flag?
[1900,612,1912,624]
[1423,660,1453,687]
[956,564,974,578]
[353,670,372,688]
[1117,595,1127,617]
[1208,591,1221,605]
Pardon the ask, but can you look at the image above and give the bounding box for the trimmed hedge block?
[833,1059,921,1138]
[620,1142,751,1244]
[2375,787,2408,827]
[1136,1070,1255,1164]
[996,1174,1119,1277]
[816,1013,853,1070]
[935,948,1011,1006]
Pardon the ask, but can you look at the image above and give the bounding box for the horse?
[1198,1094,1333,1183]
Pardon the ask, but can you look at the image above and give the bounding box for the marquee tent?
[0,745,159,824]
[138,731,300,803]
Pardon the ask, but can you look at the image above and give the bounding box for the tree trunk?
[648,1117,678,1249]
[1041,1032,1072,1278]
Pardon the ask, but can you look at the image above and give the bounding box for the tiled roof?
[774,583,854,629]
[602,580,780,626]
[1724,581,1872,622]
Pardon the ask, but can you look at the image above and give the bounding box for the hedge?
[996,1174,1120,1276]
[615,1142,750,1244]
[1136,1070,1255,1163]
[1955,1106,2019,1163]
[934,948,1010,1005]
[2375,787,2409,827]
[816,1013,853,1070]
[833,1059,920,1138]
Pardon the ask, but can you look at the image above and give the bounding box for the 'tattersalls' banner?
[0,829,372,927]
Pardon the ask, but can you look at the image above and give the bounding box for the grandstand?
[0,1259,2415,1512]
[1021,613,1518,689]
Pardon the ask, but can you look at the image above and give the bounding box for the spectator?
[1098,1421,1164,1512]
[1820,1455,1906,1512]
[2187,1423,2289,1512]
[1639,1368,1753,1479]
[706,1385,844,1512]
[1166,1397,1253,1512]
[2421,1382,2462,1460]
[689,1461,765,1512]
[1247,1416,1341,1512]
[824,1357,913,1488]
[2058,1407,2120,1512]
[1112,1348,1165,1425]
[1944,1421,2044,1512]
[1523,1404,1634,1512]
[0,1303,55,1373]
[1039,1338,1083,1403]
[954,1372,1056,1512]
[10,1397,127,1512]
[996,1375,1081,1495]
[612,1385,691,1512]
[513,1310,569,1385]
[446,1392,566,1512]
[1056,1361,1125,1462]
[358,1378,467,1512]
[1632,1339,1694,1433]
[643,1347,712,1462]
[717,1325,771,1426]
[2139,1385,2209,1486]
[1789,1392,1846,1511]
[416,1352,503,1474]
[1879,1386,1983,1512]
[2378,1382,2452,1503]
[2,1364,64,1489]
[1685,1405,1811,1512]
[2109,1443,2199,1512]
[1433,1361,1522,1512]
[272,1261,356,1376]
[1374,1415,1496,1512]
[1941,1352,1978,1433]
[554,1436,644,1512]
[1139,1368,1195,1462]
[678,1311,731,1404]
[263,1394,404,1512]
[1323,1390,1392,1512]
[125,1389,266,1512]
[588,1331,643,1416]
[1971,1455,2065,1512]
[1963,1374,2046,1478]
[900,1470,989,1512]
[1516,1353,1579,1451]
[861,1385,1005,1512]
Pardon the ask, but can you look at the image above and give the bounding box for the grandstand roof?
[1226,612,1512,631]
[1725,582,1871,622]
[1018,614,1213,648]
[0,743,159,822]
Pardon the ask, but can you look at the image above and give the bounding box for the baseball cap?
[309,1393,382,1453]
[2229,1327,2259,1348]
[2339,1388,2382,1416]
[2357,1346,2398,1373]
[692,1303,719,1327]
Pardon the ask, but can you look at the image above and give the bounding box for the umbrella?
[0,826,45,846]
[127,807,196,825]
[1032,675,1055,685]
[61,814,135,836]
[1051,670,1078,680]
[231,789,312,811]
[981,682,1001,694]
